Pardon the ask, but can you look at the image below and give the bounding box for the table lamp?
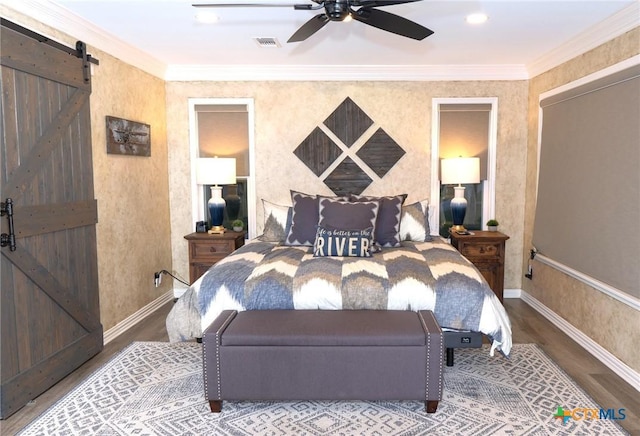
[441,157,480,233]
[196,157,236,234]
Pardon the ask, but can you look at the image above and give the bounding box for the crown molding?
[2,0,167,79]
[164,64,530,82]
[0,0,528,82]
[527,2,640,78]
[4,0,637,83]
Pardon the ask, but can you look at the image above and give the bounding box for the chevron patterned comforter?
[166,237,512,357]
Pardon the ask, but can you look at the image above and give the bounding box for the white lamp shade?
[196,157,236,185]
[440,157,480,185]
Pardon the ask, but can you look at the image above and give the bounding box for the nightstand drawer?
[191,239,235,260]
[185,231,245,283]
[458,242,501,259]
[449,230,509,303]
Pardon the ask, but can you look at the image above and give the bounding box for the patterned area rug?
[19,342,627,435]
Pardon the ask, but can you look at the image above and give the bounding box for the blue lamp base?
[208,186,226,234]
[450,186,468,232]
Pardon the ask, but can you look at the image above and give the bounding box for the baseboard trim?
[103,290,174,345]
[173,284,189,299]
[520,290,640,393]
[504,288,521,299]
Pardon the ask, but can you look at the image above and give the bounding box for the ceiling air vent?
[253,37,281,48]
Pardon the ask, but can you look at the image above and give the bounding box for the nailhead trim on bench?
[203,311,237,401]
[418,311,443,400]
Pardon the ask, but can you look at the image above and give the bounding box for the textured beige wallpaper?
[89,51,172,331]
[166,80,528,291]
[524,28,640,372]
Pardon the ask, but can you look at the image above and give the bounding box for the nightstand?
[184,231,245,283]
[449,230,509,302]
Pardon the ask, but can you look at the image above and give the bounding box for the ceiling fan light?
[325,2,349,21]
[466,13,488,25]
[343,14,353,23]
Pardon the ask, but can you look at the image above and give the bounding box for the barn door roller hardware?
[1,18,99,84]
[1,198,17,251]
[76,41,91,84]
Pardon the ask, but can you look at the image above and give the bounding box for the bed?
[167,192,512,360]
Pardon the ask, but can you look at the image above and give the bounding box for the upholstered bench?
[202,309,444,413]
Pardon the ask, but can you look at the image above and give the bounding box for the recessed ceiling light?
[466,13,488,24]
[195,11,219,24]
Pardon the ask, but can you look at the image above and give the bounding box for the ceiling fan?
[192,0,434,43]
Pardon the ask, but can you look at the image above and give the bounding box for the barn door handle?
[1,198,17,251]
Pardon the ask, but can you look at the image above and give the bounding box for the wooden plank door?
[0,22,102,419]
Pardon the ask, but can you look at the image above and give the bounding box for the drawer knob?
[479,246,485,253]
[209,247,217,253]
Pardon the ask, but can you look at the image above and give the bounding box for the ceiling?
[7,0,640,80]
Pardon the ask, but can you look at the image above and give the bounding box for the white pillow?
[399,199,433,242]
[261,199,291,242]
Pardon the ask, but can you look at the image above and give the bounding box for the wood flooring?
[2,299,638,435]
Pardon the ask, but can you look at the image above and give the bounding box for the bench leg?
[209,400,222,413]
[425,400,439,413]
[446,347,454,366]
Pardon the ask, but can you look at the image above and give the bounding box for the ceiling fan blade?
[352,7,433,40]
[192,3,311,8]
[287,14,330,42]
[351,0,423,7]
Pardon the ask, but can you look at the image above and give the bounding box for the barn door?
[0,21,102,419]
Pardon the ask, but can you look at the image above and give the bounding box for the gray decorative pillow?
[350,194,407,247]
[313,226,374,257]
[284,191,321,246]
[261,200,291,242]
[400,199,432,242]
[318,198,380,234]
[284,191,350,246]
